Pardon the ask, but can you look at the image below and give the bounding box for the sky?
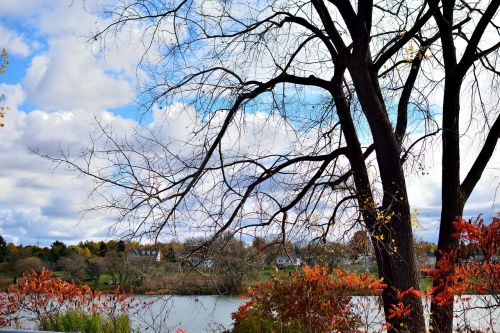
[0,0,498,247]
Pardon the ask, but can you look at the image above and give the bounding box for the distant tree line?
[0,233,436,293]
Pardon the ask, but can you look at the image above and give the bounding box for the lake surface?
[126,294,499,333]
[6,294,499,332]
[128,295,242,332]
[127,295,500,333]
[8,295,241,333]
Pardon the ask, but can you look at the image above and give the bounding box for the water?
[127,295,499,333]
[5,294,499,332]
[6,295,241,333]
[127,295,242,333]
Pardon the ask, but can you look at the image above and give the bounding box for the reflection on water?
[6,294,499,332]
[128,295,242,333]
[127,295,499,333]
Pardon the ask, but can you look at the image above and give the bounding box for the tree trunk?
[346,63,426,332]
[331,76,397,331]
[430,73,464,333]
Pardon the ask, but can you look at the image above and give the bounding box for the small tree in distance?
[0,236,7,263]
[99,241,108,257]
[13,257,44,277]
[87,257,105,289]
[57,254,88,281]
[48,241,69,262]
[349,230,371,260]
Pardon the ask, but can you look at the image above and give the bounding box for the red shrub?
[0,268,137,328]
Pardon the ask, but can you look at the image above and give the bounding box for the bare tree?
[13,257,44,276]
[87,256,105,289]
[58,254,88,281]
[104,251,133,287]
[45,0,500,331]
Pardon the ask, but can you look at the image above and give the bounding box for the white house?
[275,255,301,267]
[187,256,214,269]
[129,248,161,262]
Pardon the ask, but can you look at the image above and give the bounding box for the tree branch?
[460,114,500,201]
[374,7,434,71]
[458,0,500,73]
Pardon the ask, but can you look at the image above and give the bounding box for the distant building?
[355,254,373,265]
[424,255,436,268]
[129,248,161,262]
[419,255,437,277]
[276,255,301,267]
[187,256,214,269]
[303,256,317,266]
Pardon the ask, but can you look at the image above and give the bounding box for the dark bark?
[330,70,399,331]
[345,61,426,332]
[430,1,500,330]
[429,2,460,331]
[430,71,463,333]
[432,83,500,333]
[315,1,427,324]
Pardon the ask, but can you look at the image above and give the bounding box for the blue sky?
[0,0,498,247]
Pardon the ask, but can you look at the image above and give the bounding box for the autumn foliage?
[231,214,499,332]
[424,214,500,306]
[0,268,137,328]
[231,265,385,332]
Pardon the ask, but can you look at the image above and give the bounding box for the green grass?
[88,273,115,289]
[52,271,66,278]
[39,311,134,333]
[419,277,433,292]
[255,266,301,282]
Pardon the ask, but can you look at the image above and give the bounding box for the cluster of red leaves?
[387,288,423,320]
[0,268,137,328]
[232,215,499,332]
[233,265,385,332]
[424,215,500,306]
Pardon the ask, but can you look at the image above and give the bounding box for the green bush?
[39,310,134,333]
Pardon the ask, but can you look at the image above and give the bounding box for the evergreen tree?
[117,240,126,253]
[98,241,108,257]
[0,235,7,262]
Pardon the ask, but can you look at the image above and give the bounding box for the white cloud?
[0,207,112,245]
[23,37,134,110]
[36,1,101,37]
[0,0,51,18]
[0,0,153,112]
[26,0,161,81]
[406,131,500,243]
[149,103,201,144]
[0,24,31,57]
[222,111,297,157]
[0,84,137,245]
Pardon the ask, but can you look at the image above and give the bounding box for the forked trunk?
[347,63,426,332]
